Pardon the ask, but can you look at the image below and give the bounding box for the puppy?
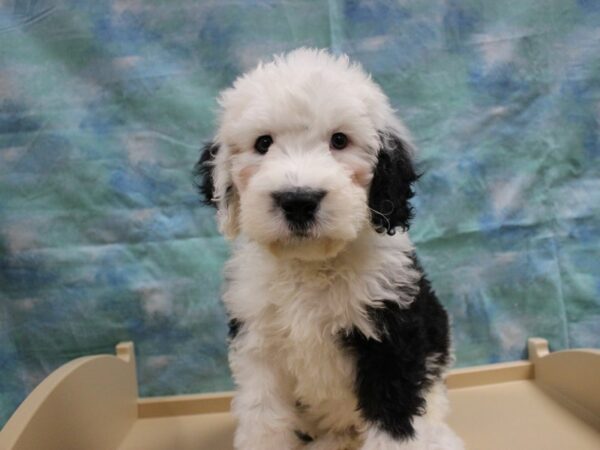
[195,48,463,450]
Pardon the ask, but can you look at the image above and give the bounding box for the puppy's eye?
[254,135,273,154]
[330,132,349,150]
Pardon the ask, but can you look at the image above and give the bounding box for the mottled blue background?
[1,0,599,427]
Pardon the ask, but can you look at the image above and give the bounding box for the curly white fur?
[202,48,463,450]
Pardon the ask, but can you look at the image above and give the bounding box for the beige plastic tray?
[1,338,599,450]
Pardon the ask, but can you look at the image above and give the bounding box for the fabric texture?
[1,0,599,426]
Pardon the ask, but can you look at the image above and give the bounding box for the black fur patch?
[341,256,450,440]
[228,318,243,340]
[294,429,314,443]
[368,133,419,234]
[193,141,219,207]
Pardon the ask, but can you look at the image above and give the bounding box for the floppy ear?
[194,141,219,207]
[368,132,419,235]
[193,141,240,239]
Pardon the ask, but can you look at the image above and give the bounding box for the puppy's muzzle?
[272,189,326,233]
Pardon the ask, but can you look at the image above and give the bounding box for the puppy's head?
[196,49,418,261]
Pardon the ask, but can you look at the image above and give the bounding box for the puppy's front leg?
[360,421,464,450]
[359,427,419,450]
[230,347,301,450]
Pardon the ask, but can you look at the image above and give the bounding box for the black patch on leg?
[341,256,450,440]
[294,430,314,443]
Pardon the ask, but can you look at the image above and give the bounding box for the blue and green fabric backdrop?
[1,0,599,426]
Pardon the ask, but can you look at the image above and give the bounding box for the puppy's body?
[197,49,463,449]
[225,231,455,449]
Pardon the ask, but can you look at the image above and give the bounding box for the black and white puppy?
[195,48,463,450]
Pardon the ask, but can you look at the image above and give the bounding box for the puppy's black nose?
[272,189,326,229]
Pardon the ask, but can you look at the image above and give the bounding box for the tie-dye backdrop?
[1,0,599,426]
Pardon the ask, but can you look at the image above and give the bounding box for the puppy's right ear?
[194,141,240,239]
[194,141,219,207]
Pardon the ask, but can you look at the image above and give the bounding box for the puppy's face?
[197,49,418,261]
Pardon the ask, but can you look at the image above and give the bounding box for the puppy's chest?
[226,253,380,426]
[261,281,361,422]
[277,317,354,401]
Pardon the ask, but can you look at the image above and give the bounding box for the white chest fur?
[260,276,363,433]
[223,230,419,433]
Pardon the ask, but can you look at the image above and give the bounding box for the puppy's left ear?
[368,132,419,235]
